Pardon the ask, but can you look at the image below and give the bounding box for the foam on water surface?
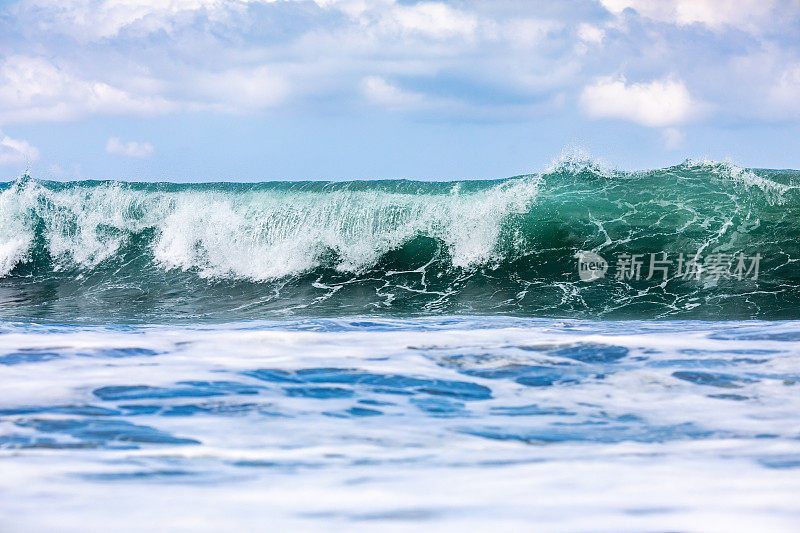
[1,317,799,532]
[2,161,800,530]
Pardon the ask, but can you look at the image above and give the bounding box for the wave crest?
[2,161,800,321]
[0,175,542,280]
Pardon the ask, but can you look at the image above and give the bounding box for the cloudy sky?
[0,0,799,181]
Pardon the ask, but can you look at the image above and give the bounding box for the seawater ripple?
[0,317,799,531]
[1,159,800,321]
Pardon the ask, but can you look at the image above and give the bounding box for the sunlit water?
[1,317,799,532]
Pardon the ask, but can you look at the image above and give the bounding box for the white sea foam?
[684,158,796,204]
[0,177,541,280]
[0,180,36,276]
[543,147,617,178]
[0,318,799,532]
[153,178,541,278]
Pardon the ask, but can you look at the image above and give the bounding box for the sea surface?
[1,160,799,531]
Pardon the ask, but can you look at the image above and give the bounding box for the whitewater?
[1,160,800,532]
[1,160,799,321]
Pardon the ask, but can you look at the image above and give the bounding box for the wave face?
[1,160,799,322]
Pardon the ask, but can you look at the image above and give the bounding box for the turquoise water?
[1,159,799,322]
[1,161,800,531]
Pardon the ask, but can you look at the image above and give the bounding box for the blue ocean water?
[1,318,799,531]
[1,161,800,531]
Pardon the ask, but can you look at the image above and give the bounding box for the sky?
[0,0,799,181]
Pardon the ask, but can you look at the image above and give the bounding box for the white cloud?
[580,76,699,127]
[0,132,39,165]
[577,23,604,44]
[0,55,290,124]
[315,0,478,40]
[359,75,472,116]
[0,56,172,124]
[0,0,798,129]
[599,0,784,32]
[361,76,425,110]
[19,0,478,42]
[106,137,154,158]
[19,0,250,40]
[194,67,289,111]
[387,2,478,40]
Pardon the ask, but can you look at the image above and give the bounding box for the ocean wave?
[0,160,798,321]
[0,174,542,280]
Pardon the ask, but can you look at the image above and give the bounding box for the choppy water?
[2,160,800,531]
[1,317,800,532]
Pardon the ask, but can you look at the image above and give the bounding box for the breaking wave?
[1,159,799,321]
